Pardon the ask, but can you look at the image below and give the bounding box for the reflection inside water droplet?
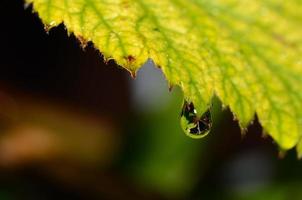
[180,101,212,139]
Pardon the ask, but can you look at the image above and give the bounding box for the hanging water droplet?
[180,101,212,139]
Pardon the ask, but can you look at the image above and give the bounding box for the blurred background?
[0,1,301,199]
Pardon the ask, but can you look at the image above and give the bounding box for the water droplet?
[180,101,212,139]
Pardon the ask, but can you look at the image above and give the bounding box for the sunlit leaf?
[26,0,302,152]
[298,140,302,158]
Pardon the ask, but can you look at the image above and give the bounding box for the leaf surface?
[27,0,302,152]
[298,140,302,158]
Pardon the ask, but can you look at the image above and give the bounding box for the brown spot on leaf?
[77,35,89,48]
[272,33,296,48]
[125,55,136,63]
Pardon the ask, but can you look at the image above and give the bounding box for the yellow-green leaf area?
[26,0,302,152]
[298,140,302,159]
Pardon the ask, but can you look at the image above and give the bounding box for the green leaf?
[26,0,302,152]
[298,140,302,159]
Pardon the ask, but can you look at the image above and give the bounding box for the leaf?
[298,140,302,159]
[26,0,302,152]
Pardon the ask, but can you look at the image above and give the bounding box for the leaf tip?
[297,140,302,159]
[278,150,287,159]
[24,2,32,10]
[239,127,248,139]
[43,21,59,33]
[129,69,137,79]
[168,84,174,92]
[77,35,90,49]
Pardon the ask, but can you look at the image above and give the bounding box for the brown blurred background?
[0,1,301,200]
